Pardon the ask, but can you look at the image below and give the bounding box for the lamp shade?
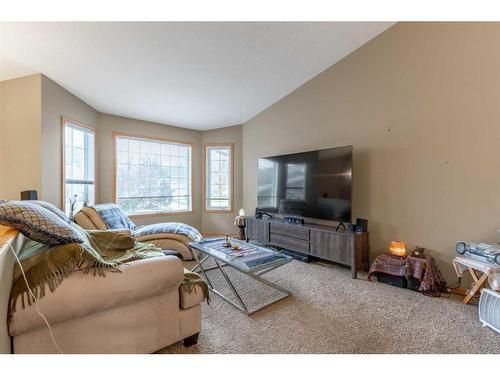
[389,241,406,257]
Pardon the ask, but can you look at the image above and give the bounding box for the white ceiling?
[0,22,394,130]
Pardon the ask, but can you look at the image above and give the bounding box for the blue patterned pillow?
[0,201,83,245]
[91,203,137,230]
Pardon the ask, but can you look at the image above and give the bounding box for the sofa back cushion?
[0,201,83,246]
[74,208,107,230]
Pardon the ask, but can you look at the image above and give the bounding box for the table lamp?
[389,241,406,257]
[234,208,246,240]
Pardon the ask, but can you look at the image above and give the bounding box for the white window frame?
[204,143,234,212]
[113,133,193,216]
[61,117,96,215]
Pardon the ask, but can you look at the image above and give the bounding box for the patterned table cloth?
[368,254,447,297]
[368,254,407,278]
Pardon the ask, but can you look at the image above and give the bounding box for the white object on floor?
[479,288,500,334]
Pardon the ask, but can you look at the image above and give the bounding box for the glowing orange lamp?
[389,241,406,257]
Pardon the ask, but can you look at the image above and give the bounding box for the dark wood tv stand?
[246,217,369,279]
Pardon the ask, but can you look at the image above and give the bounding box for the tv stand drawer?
[269,233,310,253]
[310,230,352,265]
[270,222,309,240]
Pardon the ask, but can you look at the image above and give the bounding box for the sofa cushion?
[0,201,83,245]
[9,255,184,336]
[74,209,105,230]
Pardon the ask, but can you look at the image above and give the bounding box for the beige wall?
[97,113,203,228]
[0,74,42,200]
[242,22,500,281]
[41,75,99,207]
[201,125,243,234]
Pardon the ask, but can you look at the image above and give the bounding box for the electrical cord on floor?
[3,241,64,354]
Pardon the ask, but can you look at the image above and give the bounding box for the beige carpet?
[157,260,500,354]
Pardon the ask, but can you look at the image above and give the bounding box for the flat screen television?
[257,145,352,222]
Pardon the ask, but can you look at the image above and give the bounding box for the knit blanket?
[9,224,208,316]
[133,222,203,242]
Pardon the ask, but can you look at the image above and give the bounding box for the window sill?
[203,209,234,214]
[127,210,194,219]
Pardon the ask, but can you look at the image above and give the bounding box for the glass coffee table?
[189,237,293,315]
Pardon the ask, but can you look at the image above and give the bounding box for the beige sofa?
[74,207,194,260]
[1,227,203,354]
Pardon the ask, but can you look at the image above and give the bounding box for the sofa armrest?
[9,256,183,336]
[134,233,191,244]
[180,285,206,309]
[136,236,193,260]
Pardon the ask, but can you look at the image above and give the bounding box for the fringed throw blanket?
[9,224,208,317]
[182,269,210,304]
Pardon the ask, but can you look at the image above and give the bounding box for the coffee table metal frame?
[189,238,292,315]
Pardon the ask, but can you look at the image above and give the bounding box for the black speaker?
[20,190,38,200]
[355,218,368,233]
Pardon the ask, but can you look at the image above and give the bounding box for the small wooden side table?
[452,256,500,304]
[369,253,447,296]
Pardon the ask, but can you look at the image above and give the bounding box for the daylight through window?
[63,120,95,215]
[205,144,233,211]
[115,135,192,215]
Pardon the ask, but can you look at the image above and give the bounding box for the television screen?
[257,145,352,222]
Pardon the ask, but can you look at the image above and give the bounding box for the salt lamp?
[389,241,406,257]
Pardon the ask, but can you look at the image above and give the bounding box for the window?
[204,144,233,211]
[62,118,95,216]
[114,134,192,215]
